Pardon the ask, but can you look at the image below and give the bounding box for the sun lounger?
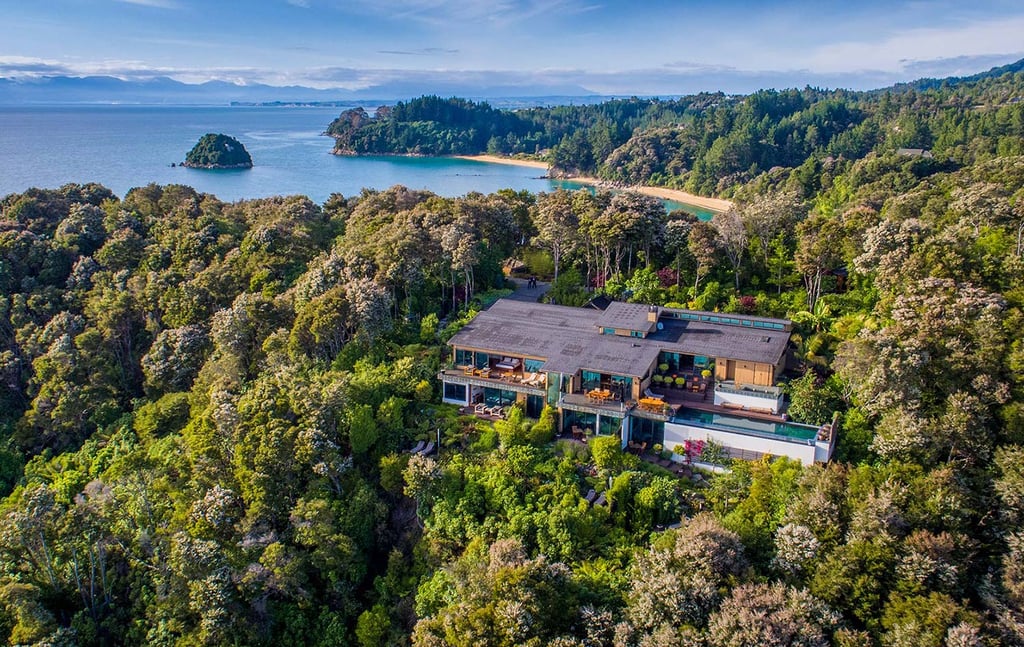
[409,440,425,454]
[594,493,607,506]
[474,402,489,414]
[418,441,435,456]
[584,489,598,504]
[644,388,664,400]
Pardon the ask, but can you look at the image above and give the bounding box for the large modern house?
[438,299,837,464]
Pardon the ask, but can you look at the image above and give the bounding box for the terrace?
[438,364,547,396]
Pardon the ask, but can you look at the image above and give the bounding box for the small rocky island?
[183,133,253,169]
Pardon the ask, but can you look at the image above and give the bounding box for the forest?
[1,63,1024,646]
[326,59,1024,196]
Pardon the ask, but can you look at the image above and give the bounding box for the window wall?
[599,415,623,437]
[526,395,544,418]
[483,387,517,408]
[562,410,597,434]
[631,417,665,447]
[443,382,467,402]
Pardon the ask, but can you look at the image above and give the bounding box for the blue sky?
[2,0,1023,95]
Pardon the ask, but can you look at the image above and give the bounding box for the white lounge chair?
[418,441,435,456]
[644,388,664,400]
[409,440,425,454]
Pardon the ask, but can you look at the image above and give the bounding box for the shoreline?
[455,154,732,213]
[454,154,549,170]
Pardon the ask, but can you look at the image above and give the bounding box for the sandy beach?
[455,154,550,170]
[456,154,733,213]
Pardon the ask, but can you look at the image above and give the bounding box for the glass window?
[524,358,544,373]
[483,387,518,407]
[474,351,489,369]
[455,348,473,365]
[598,415,622,437]
[610,375,632,399]
[602,327,616,335]
[630,417,665,447]
[581,370,601,391]
[526,395,544,418]
[547,373,561,405]
[443,382,466,402]
[562,410,597,434]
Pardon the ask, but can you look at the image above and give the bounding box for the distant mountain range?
[2,58,1022,106]
[0,74,597,106]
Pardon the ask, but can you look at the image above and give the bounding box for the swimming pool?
[671,408,820,442]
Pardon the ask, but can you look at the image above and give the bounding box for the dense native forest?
[1,63,1024,646]
[326,59,1024,195]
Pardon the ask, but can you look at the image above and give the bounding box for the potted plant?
[701,369,712,380]
[675,377,687,389]
[652,374,664,385]
[658,363,669,374]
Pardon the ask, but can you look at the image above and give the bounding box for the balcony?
[559,392,630,416]
[438,366,546,397]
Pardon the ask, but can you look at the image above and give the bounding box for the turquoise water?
[0,105,712,218]
[672,408,819,441]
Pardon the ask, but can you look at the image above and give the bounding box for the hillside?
[2,59,1024,645]
[326,59,1024,195]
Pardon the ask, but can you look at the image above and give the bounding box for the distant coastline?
[455,154,733,213]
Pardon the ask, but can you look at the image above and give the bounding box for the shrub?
[591,435,624,471]
[529,405,556,445]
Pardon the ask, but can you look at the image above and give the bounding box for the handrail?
[715,380,781,399]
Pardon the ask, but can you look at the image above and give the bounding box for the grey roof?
[449,300,660,377]
[594,302,656,332]
[648,318,789,365]
[448,299,790,377]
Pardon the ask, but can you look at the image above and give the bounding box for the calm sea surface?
[0,105,712,217]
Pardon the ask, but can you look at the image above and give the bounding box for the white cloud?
[114,0,180,8]
[808,14,1024,74]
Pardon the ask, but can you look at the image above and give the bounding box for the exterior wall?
[714,358,774,388]
[663,421,818,464]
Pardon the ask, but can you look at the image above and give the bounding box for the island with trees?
[183,132,253,169]
[0,60,1023,645]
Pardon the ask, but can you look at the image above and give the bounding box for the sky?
[1,0,1023,96]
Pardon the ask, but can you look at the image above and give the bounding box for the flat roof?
[448,299,790,376]
[649,318,790,365]
[594,302,655,332]
[449,300,660,377]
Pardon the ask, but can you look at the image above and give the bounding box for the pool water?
[672,408,819,441]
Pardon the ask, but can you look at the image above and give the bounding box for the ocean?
[0,105,714,217]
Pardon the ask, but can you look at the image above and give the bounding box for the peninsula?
[183,133,253,169]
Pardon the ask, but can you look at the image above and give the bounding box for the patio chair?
[409,440,425,454]
[474,402,489,415]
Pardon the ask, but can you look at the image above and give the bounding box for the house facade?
[438,299,836,464]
